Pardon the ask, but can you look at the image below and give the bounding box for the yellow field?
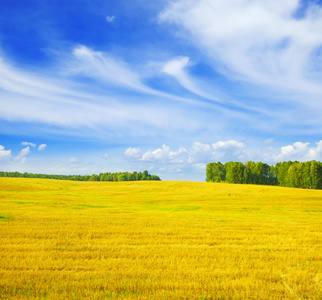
[0,178,321,299]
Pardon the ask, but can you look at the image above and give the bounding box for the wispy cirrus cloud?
[159,0,322,102]
[1,35,316,145]
[0,52,206,138]
[71,45,151,93]
[38,144,47,151]
[16,146,31,163]
[21,142,36,147]
[162,56,219,101]
[69,45,210,106]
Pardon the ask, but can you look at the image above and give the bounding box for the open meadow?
[0,177,321,299]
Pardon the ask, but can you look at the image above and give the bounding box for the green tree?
[213,162,225,182]
[89,174,99,181]
[118,174,126,181]
[310,161,322,189]
[225,162,245,184]
[206,163,214,182]
[245,161,257,184]
[206,162,225,182]
[276,161,295,187]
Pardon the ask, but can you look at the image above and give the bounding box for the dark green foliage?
[206,161,322,189]
[0,170,161,182]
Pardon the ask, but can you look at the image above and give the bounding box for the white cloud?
[275,141,322,161]
[21,142,36,147]
[0,54,203,137]
[188,142,213,163]
[106,16,115,23]
[125,141,247,165]
[125,144,188,163]
[212,140,245,150]
[124,147,142,159]
[70,46,216,106]
[306,141,322,160]
[163,56,190,76]
[160,0,322,99]
[278,142,309,160]
[103,153,109,159]
[211,140,246,161]
[38,144,47,151]
[191,142,211,153]
[0,145,12,160]
[263,138,274,145]
[16,146,30,163]
[121,140,322,181]
[162,57,221,101]
[70,46,209,106]
[71,45,153,93]
[141,144,187,162]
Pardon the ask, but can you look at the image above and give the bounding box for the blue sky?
[1,0,322,181]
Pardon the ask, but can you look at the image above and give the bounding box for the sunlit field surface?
[0,178,321,299]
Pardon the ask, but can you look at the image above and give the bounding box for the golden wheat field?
[0,178,321,299]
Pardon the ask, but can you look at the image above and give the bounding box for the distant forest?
[0,170,161,182]
[206,161,322,189]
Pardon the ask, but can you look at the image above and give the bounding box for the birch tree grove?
[206,161,322,189]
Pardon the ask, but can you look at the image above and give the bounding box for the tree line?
[0,170,161,182]
[206,161,322,189]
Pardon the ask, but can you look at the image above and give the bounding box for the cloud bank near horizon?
[124,140,322,176]
[2,139,322,180]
